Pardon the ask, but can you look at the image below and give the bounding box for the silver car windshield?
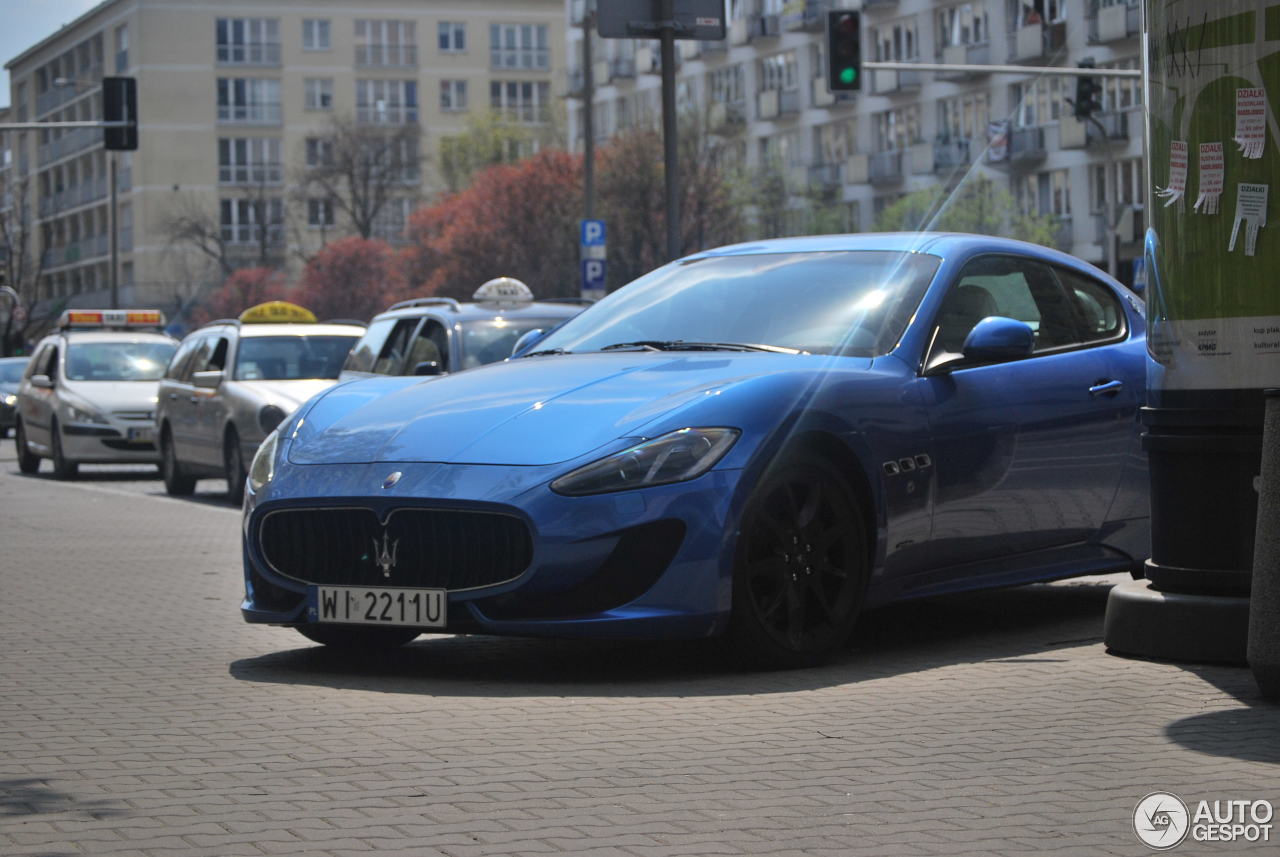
[0,361,27,383]
[459,318,566,369]
[234,336,359,381]
[66,342,177,381]
[531,251,941,357]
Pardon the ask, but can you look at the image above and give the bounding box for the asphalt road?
[1,444,1276,856]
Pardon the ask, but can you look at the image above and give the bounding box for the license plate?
[311,586,446,628]
[127,426,154,442]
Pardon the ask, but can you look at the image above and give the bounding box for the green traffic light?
[840,67,857,85]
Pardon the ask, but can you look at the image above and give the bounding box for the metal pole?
[659,0,679,260]
[862,60,1142,78]
[1087,114,1118,278]
[582,6,595,220]
[109,152,119,309]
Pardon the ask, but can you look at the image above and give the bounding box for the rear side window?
[343,317,397,373]
[1053,267,1126,343]
[373,318,422,374]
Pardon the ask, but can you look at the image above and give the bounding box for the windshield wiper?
[521,348,572,358]
[599,340,804,354]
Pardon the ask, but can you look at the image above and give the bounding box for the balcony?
[936,43,991,80]
[1088,2,1140,43]
[354,105,417,125]
[1007,21,1067,62]
[636,46,661,74]
[357,44,418,67]
[609,57,636,80]
[871,67,922,95]
[218,163,284,186]
[37,176,108,219]
[38,127,103,166]
[752,14,781,39]
[844,154,869,184]
[933,138,971,173]
[118,226,133,253]
[35,71,102,117]
[217,42,282,66]
[861,0,899,10]
[1095,205,1144,245]
[42,234,108,270]
[783,1,830,31]
[869,150,904,185]
[563,67,585,99]
[757,89,800,120]
[1008,126,1047,164]
[1088,109,1132,144]
[707,100,747,130]
[808,163,842,188]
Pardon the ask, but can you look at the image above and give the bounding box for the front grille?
[112,410,155,421]
[258,507,532,591]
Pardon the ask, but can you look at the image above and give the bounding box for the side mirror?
[30,374,54,389]
[192,369,224,389]
[412,361,442,377]
[510,328,546,358]
[962,317,1035,362]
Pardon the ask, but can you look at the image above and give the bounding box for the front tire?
[224,428,246,506]
[296,625,420,651]
[728,452,869,669]
[160,427,196,496]
[50,421,78,480]
[15,420,40,474]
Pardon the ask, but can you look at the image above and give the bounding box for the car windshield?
[65,342,176,381]
[459,318,567,369]
[234,335,359,381]
[0,361,28,383]
[530,251,941,357]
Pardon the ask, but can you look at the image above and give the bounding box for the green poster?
[1147,0,1280,389]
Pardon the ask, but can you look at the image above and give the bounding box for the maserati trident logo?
[382,471,403,489]
[372,529,399,578]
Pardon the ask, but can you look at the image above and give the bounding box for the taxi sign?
[239,301,317,324]
[473,277,534,305]
[58,309,166,329]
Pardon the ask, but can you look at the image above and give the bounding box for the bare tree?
[162,180,286,279]
[294,115,422,241]
[0,172,49,355]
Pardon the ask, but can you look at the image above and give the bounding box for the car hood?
[290,352,868,466]
[60,380,161,412]
[227,379,339,413]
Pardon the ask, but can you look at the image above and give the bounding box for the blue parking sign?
[581,258,607,293]
[580,219,607,247]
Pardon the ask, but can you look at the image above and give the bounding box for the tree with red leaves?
[292,236,408,322]
[191,267,292,326]
[404,150,582,300]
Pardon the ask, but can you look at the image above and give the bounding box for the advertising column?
[1104,0,1280,662]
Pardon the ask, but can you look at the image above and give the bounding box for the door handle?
[167,392,178,400]
[1089,380,1124,396]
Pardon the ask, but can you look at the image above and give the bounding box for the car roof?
[193,322,366,338]
[370,300,585,324]
[52,330,178,345]
[0,356,29,362]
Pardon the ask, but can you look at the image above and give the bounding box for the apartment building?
[565,0,1145,285]
[4,0,564,311]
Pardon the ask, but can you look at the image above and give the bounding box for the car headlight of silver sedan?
[64,400,109,425]
[3,393,15,407]
[551,427,739,496]
[248,429,280,494]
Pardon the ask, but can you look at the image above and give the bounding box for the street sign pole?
[660,0,680,262]
[580,219,607,301]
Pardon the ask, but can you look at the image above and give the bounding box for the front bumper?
[240,460,746,640]
[61,419,159,462]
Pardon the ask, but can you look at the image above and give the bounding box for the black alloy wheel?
[729,452,868,668]
[50,421,78,480]
[224,428,246,506]
[160,428,196,496]
[296,625,420,651]
[15,420,40,474]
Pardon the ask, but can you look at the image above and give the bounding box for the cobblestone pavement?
[1,451,1276,857]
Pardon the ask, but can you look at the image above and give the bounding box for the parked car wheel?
[15,420,40,474]
[160,427,196,496]
[224,428,246,506]
[50,421,79,480]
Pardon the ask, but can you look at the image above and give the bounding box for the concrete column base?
[1104,579,1250,665]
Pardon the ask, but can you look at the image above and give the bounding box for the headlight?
[258,404,287,434]
[65,401,109,424]
[3,394,15,407]
[248,429,280,494]
[550,427,739,496]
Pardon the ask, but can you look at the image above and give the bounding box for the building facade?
[3,0,565,313]
[565,0,1145,285]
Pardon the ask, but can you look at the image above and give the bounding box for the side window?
[26,344,51,379]
[342,317,397,373]
[1053,267,1126,344]
[934,255,1077,354]
[406,318,449,373]
[43,345,61,381]
[373,318,422,375]
[183,338,214,382]
[166,337,201,380]
[206,337,230,372]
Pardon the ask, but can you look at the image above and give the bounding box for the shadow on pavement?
[1164,708,1280,764]
[230,579,1119,697]
[0,777,127,824]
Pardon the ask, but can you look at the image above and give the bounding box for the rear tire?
[296,625,420,651]
[727,452,869,669]
[224,428,246,506]
[160,428,196,496]
[50,421,78,480]
[15,420,40,474]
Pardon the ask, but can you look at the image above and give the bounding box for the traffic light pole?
[861,61,1140,79]
[659,0,680,261]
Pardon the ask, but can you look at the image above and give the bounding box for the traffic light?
[826,11,862,92]
[1073,59,1102,120]
[102,76,138,151]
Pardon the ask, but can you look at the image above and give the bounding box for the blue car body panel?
[242,234,1150,640]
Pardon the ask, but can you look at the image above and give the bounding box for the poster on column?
[1145,1,1280,391]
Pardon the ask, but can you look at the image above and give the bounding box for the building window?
[216,18,281,65]
[708,64,745,106]
[355,79,418,124]
[937,92,990,140]
[1100,57,1142,111]
[490,24,549,70]
[490,81,551,123]
[307,198,335,227]
[218,138,282,184]
[875,106,921,151]
[114,25,128,73]
[1013,76,1066,127]
[371,198,412,243]
[758,131,802,167]
[217,78,282,124]
[305,78,333,111]
[936,3,988,49]
[872,18,919,62]
[305,137,333,167]
[356,20,417,67]
[439,22,466,52]
[440,80,468,111]
[220,198,284,244]
[757,51,798,92]
[303,19,330,51]
[1017,169,1072,216]
[814,119,856,165]
[1091,157,1144,210]
[1009,0,1067,27]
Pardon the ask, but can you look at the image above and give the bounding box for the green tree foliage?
[872,177,1062,246]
